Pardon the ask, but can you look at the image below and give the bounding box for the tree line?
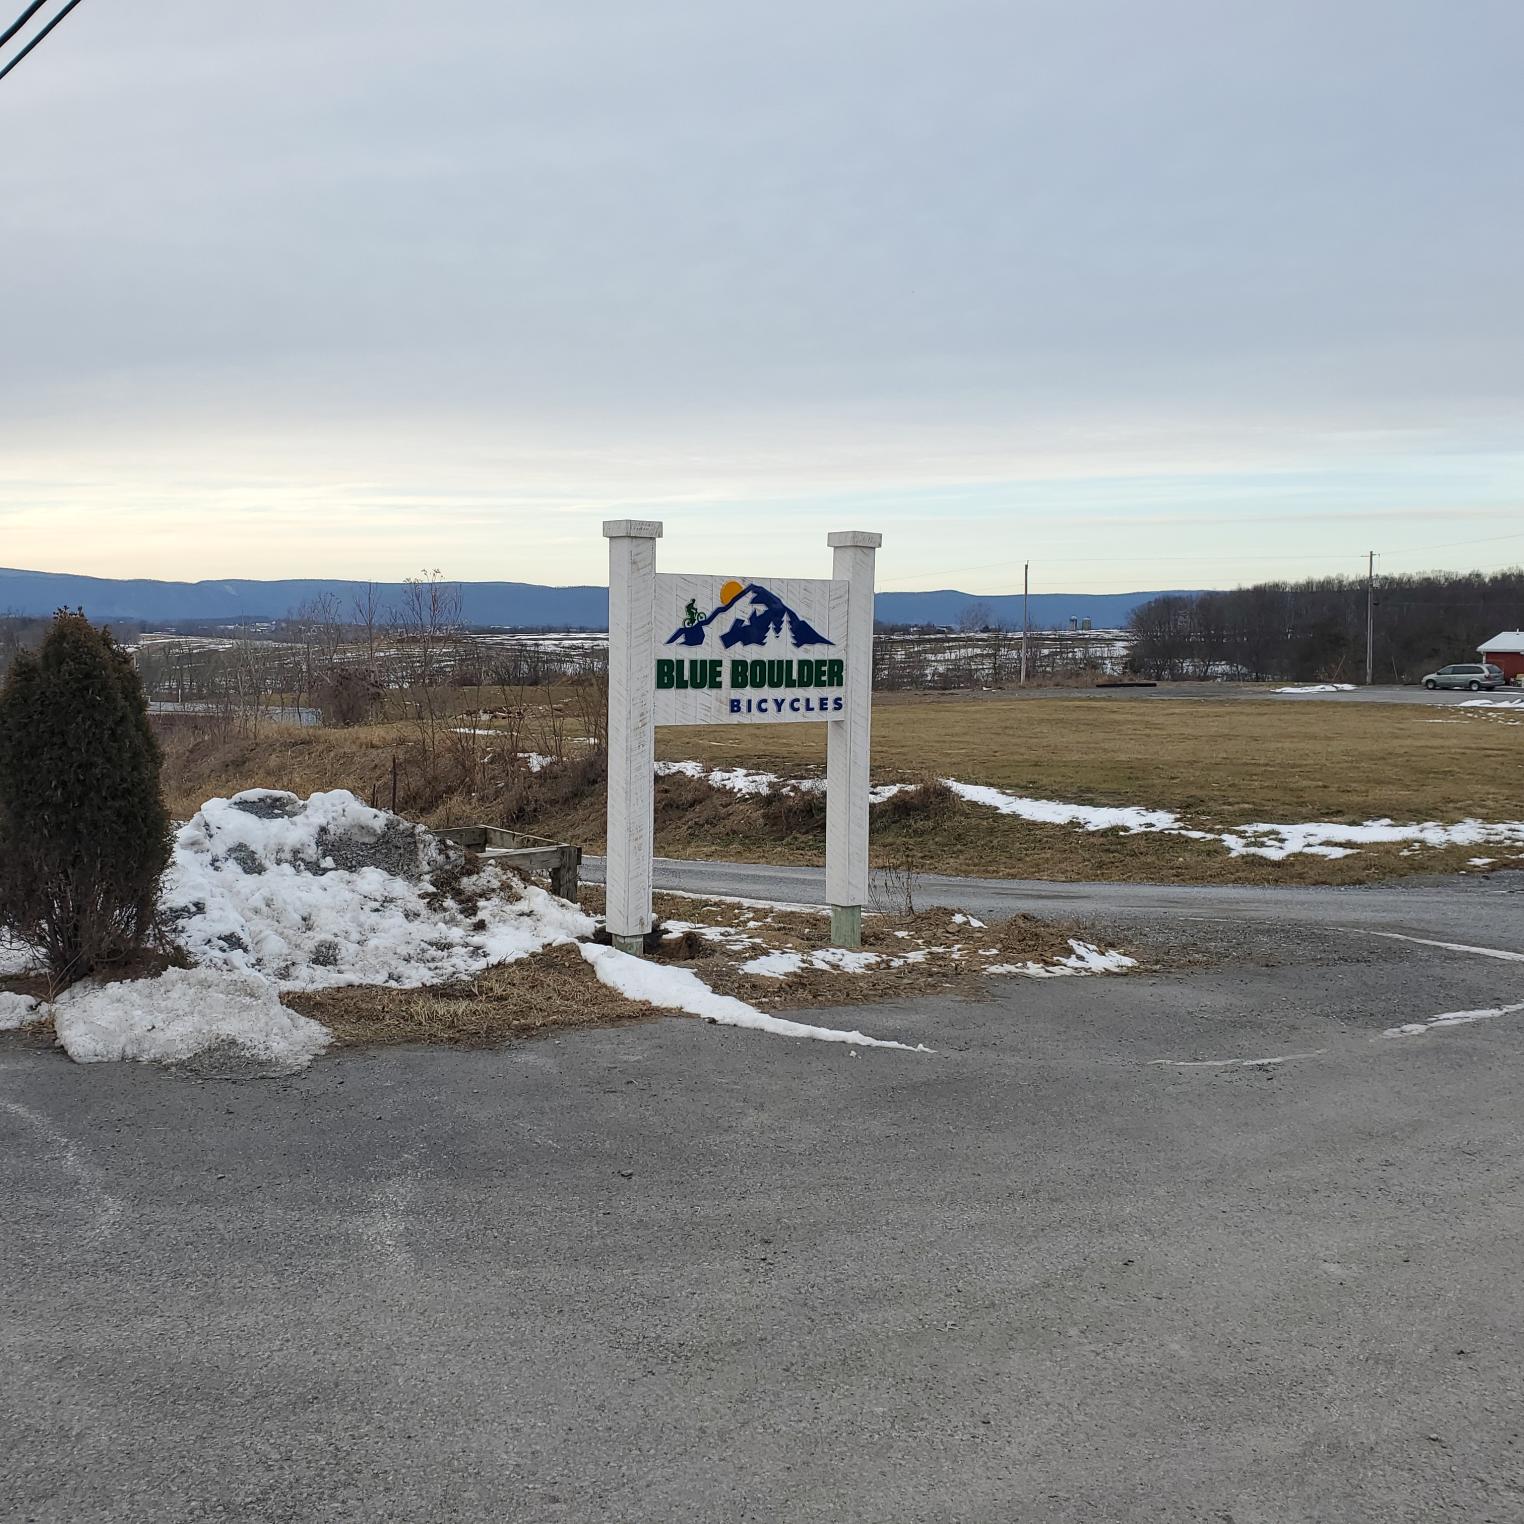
[1126,571,1524,683]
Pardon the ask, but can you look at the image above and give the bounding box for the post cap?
[603,519,664,539]
[827,530,883,549]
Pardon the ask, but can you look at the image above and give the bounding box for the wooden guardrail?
[432,826,581,901]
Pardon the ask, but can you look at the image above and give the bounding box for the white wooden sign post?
[603,521,880,953]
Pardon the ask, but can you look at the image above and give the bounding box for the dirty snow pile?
[52,969,330,1069]
[1272,683,1356,694]
[35,789,593,1071]
[164,790,592,991]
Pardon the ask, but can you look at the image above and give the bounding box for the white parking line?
[1149,1051,1326,1069]
[0,1097,124,1247]
[1348,931,1524,963]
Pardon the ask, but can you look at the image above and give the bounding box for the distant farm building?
[1477,631,1524,681]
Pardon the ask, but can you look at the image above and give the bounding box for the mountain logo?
[665,582,834,650]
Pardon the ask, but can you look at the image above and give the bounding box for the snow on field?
[656,760,781,796]
[1459,698,1524,709]
[52,969,329,1070]
[1221,817,1524,861]
[0,992,43,1030]
[657,761,907,806]
[658,758,1524,862]
[940,781,1193,836]
[1272,684,1357,694]
[579,943,930,1051]
[165,790,593,991]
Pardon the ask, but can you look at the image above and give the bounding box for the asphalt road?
[599,853,1524,944]
[6,870,1524,1522]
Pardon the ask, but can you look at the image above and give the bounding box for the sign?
[652,575,851,725]
[603,523,881,954]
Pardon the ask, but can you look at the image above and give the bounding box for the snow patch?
[0,992,43,1030]
[1272,684,1356,694]
[988,941,1138,978]
[656,760,780,796]
[52,968,330,1070]
[740,947,882,977]
[941,781,1189,835]
[1458,698,1524,709]
[0,933,32,978]
[1221,817,1524,860]
[578,943,930,1051]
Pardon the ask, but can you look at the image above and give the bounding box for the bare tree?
[393,570,464,759]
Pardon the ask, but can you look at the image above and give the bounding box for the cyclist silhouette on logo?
[682,599,705,628]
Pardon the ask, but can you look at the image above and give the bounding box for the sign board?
[652,574,852,726]
[603,523,880,954]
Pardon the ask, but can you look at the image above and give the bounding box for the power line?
[0,0,48,49]
[0,0,85,86]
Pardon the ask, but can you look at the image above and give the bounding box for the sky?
[2,0,1521,595]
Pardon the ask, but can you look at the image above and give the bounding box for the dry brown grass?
[629,888,1111,1010]
[283,942,655,1047]
[155,692,1524,885]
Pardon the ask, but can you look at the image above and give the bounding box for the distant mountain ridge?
[0,567,1194,631]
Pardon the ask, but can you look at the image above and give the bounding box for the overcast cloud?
[2,0,1520,592]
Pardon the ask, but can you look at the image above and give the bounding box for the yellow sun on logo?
[720,579,744,606]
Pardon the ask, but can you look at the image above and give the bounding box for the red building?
[1477,631,1524,682]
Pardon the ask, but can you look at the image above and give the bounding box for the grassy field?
[660,693,1523,824]
[156,693,1524,885]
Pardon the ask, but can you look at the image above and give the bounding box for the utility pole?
[1020,562,1029,686]
[1365,551,1375,686]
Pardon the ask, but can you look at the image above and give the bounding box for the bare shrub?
[316,665,382,727]
[754,784,827,839]
[870,853,922,917]
[495,750,608,829]
[875,776,956,824]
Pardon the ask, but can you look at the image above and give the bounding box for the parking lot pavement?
[7,879,1524,1523]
